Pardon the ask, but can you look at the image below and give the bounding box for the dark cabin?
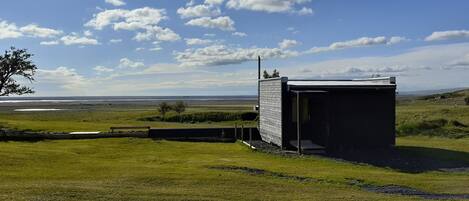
[258,77,396,153]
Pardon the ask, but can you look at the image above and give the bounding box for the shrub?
[141,111,258,123]
[397,119,448,136]
[450,120,467,128]
[415,119,448,130]
[157,102,171,118]
[465,96,469,105]
[172,101,186,115]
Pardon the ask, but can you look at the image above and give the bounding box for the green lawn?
[0,104,256,132]
[0,137,468,200]
[0,92,468,200]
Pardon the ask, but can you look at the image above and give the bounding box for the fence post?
[241,124,244,141]
[249,128,252,146]
[234,123,238,140]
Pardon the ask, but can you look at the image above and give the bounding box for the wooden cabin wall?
[259,78,286,147]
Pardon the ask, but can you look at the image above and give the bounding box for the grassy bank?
[0,136,468,200]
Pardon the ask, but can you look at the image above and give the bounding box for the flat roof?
[287,77,396,87]
[288,80,395,86]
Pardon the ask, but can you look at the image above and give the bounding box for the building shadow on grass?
[328,146,469,173]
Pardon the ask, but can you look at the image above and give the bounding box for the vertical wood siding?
[259,79,284,147]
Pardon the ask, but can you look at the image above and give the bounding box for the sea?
[0,96,258,104]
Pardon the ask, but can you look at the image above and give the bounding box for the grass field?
[0,91,468,200]
[0,137,468,201]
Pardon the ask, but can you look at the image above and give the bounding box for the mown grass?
[0,137,468,200]
[0,104,256,132]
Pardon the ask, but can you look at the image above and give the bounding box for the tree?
[465,96,469,105]
[262,69,280,79]
[173,101,186,115]
[0,47,37,96]
[158,102,171,119]
[172,101,186,122]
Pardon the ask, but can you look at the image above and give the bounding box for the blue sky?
[1,0,469,96]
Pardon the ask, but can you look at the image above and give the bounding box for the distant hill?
[398,88,467,97]
[398,88,469,106]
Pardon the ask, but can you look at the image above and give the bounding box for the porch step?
[289,140,325,150]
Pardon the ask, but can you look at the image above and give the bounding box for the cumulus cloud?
[19,24,63,38]
[85,7,167,30]
[232,32,247,37]
[0,20,22,39]
[174,44,299,67]
[308,36,406,53]
[105,0,126,6]
[185,38,214,45]
[177,4,221,19]
[119,58,145,68]
[278,39,299,49]
[425,30,469,41]
[133,26,180,42]
[93,65,114,73]
[40,41,60,46]
[60,33,99,46]
[226,0,313,15]
[0,20,62,39]
[186,16,235,31]
[85,7,180,43]
[205,0,224,5]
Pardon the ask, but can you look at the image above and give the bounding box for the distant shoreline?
[0,96,257,102]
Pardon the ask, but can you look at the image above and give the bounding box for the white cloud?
[177,4,221,19]
[135,47,145,51]
[85,7,180,43]
[109,38,123,43]
[105,0,126,6]
[425,30,469,41]
[0,20,62,39]
[185,38,213,45]
[205,0,224,5]
[174,44,299,67]
[85,7,167,30]
[37,67,88,91]
[0,20,22,39]
[94,65,114,73]
[149,47,163,52]
[60,33,99,46]
[226,0,313,14]
[284,43,469,91]
[296,7,313,15]
[186,16,235,31]
[19,24,63,38]
[40,41,60,46]
[308,36,406,53]
[133,26,180,42]
[84,30,93,36]
[119,58,145,68]
[204,33,216,37]
[278,39,299,49]
[232,32,247,37]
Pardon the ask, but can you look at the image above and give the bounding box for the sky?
[1,0,469,96]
